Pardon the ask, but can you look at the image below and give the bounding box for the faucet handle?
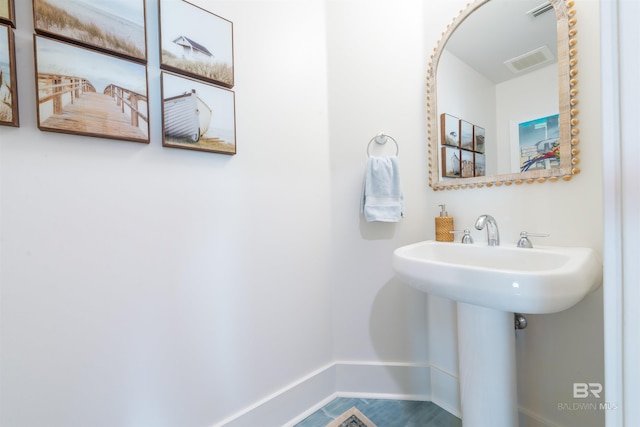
[517,231,549,248]
[450,229,474,244]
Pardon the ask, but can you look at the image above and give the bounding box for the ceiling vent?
[526,2,554,17]
[504,45,555,74]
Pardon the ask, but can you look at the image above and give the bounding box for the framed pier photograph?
[0,23,18,127]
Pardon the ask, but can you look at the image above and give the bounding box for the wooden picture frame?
[441,146,460,178]
[460,120,473,151]
[474,125,485,153]
[460,149,474,178]
[440,113,459,147]
[161,71,236,155]
[34,35,149,143]
[33,0,147,62]
[0,23,18,126]
[159,0,234,88]
[0,0,15,28]
[475,153,486,177]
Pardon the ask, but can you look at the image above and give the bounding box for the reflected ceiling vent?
[504,45,555,74]
[526,2,554,17]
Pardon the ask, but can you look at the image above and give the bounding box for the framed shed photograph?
[159,0,234,88]
[34,35,149,143]
[161,71,236,155]
[0,0,15,27]
[0,23,18,126]
[33,0,147,62]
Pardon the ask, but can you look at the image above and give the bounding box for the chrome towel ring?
[366,132,399,157]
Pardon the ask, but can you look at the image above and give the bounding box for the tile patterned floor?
[294,397,462,427]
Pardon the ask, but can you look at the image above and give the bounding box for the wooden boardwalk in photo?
[41,92,147,140]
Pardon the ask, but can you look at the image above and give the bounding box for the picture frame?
[33,0,147,62]
[474,153,486,177]
[159,0,234,88]
[161,71,236,155]
[0,23,18,127]
[441,146,460,178]
[460,149,474,178]
[34,35,149,143]
[473,125,485,153]
[517,113,560,172]
[460,120,473,151]
[0,0,15,27]
[440,113,459,147]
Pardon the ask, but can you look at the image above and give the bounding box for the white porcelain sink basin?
[392,240,602,314]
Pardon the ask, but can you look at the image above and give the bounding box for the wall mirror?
[427,0,580,190]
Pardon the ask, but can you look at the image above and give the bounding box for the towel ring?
[366,133,399,157]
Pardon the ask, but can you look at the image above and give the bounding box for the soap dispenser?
[435,204,454,242]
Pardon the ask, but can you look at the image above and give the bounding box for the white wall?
[1,1,335,426]
[326,0,430,368]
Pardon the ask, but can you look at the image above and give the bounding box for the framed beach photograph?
[33,0,147,62]
[441,146,460,178]
[161,71,236,155]
[0,23,18,126]
[460,120,473,151]
[0,0,15,27]
[440,113,459,147]
[34,35,149,143]
[159,0,234,88]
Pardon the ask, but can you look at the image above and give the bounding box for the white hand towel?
[361,156,404,222]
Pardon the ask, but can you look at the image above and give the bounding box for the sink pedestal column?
[457,302,518,427]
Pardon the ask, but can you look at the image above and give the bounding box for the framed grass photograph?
[34,35,149,143]
[0,0,15,27]
[161,71,236,155]
[0,23,18,126]
[33,0,147,62]
[159,0,234,88]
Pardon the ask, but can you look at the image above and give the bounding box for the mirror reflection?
[428,0,580,190]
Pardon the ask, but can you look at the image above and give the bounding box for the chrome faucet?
[475,214,500,246]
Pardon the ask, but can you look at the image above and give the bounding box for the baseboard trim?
[217,362,433,427]
[216,362,560,427]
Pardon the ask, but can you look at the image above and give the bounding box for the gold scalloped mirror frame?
[427,0,580,190]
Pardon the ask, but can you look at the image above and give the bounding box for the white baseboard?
[217,361,433,427]
[430,366,461,417]
[216,362,560,427]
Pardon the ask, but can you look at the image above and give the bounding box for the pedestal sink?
[392,240,602,427]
